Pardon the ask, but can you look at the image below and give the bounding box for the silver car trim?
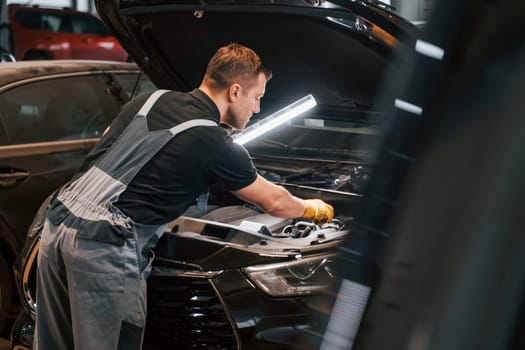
[0,138,99,158]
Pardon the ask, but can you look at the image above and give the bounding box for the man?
[34,43,333,350]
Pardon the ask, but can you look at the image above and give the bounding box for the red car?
[7,5,129,61]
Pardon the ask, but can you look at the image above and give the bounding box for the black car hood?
[95,0,417,111]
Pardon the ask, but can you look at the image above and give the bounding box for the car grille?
[143,275,238,350]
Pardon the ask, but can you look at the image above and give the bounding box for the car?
[10,1,419,349]
[0,59,156,333]
[6,4,129,61]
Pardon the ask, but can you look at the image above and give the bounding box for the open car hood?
[95,0,418,111]
[93,0,419,209]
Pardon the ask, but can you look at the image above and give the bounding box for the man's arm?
[232,175,333,223]
[225,150,333,223]
[232,174,306,218]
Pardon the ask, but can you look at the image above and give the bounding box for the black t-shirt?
[76,89,257,224]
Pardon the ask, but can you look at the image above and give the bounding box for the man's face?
[226,72,267,130]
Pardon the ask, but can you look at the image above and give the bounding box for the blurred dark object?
[324,0,525,349]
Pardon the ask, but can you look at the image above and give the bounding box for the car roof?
[0,60,141,88]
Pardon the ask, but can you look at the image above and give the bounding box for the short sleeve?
[211,140,257,191]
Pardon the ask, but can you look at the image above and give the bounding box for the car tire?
[0,253,12,332]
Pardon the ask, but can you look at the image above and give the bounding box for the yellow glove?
[303,199,334,224]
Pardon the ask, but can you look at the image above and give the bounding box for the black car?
[0,60,155,332]
[11,1,418,349]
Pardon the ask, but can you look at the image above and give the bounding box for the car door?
[0,73,122,246]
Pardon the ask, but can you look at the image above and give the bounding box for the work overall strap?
[54,89,217,230]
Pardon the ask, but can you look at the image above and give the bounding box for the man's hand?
[302,199,334,224]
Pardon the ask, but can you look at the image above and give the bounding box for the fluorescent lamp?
[233,94,317,145]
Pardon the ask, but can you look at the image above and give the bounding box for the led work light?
[233,94,317,145]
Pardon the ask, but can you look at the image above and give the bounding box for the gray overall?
[35,90,217,350]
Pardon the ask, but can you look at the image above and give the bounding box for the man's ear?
[228,83,241,102]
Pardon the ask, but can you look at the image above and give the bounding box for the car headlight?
[242,253,336,297]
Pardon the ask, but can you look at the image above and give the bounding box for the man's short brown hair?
[203,43,272,90]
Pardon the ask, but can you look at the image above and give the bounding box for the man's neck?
[198,85,227,120]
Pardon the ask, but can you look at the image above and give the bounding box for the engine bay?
[172,204,349,250]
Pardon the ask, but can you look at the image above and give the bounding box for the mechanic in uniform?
[34,43,333,350]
